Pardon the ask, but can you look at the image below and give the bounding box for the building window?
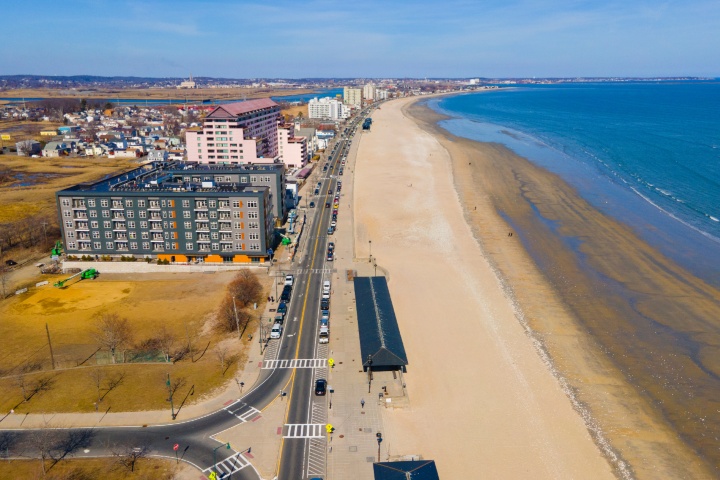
[65,220,73,228]
[68,242,76,249]
[94,242,101,249]
[186,243,194,250]
[211,232,219,239]
[185,232,192,239]
[88,199,96,207]
[232,200,240,208]
[233,211,242,218]
[91,221,99,228]
[182,200,190,207]
[126,211,134,218]
[92,231,100,238]
[208,200,216,208]
[249,233,259,240]
[67,231,75,238]
[106,242,114,249]
[249,244,260,251]
[139,211,147,218]
[63,210,72,218]
[140,221,147,229]
[235,243,243,250]
[234,232,243,239]
[62,198,71,206]
[103,221,111,229]
[128,221,135,229]
[248,222,259,229]
[102,210,110,218]
[129,232,137,239]
[172,242,178,250]
[141,232,149,239]
[183,211,191,218]
[125,199,133,207]
[210,211,217,218]
[184,221,191,229]
[248,212,258,219]
[138,200,146,207]
[212,243,219,250]
[90,210,97,218]
[105,231,112,238]
[101,199,109,207]
[130,242,138,250]
[142,242,150,249]
[247,201,258,208]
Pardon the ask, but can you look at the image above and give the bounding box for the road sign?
[173,443,179,451]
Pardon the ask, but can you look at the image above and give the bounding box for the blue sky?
[1,0,718,78]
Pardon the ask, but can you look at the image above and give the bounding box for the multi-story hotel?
[308,97,349,120]
[186,98,309,171]
[56,161,287,263]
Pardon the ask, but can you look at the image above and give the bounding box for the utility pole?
[233,298,241,340]
[45,323,56,370]
[166,373,176,419]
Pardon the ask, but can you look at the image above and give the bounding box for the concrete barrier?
[15,288,28,295]
[35,281,49,287]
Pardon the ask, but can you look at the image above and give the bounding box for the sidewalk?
[323,126,396,480]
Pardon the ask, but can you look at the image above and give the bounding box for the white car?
[284,274,294,287]
[270,323,283,339]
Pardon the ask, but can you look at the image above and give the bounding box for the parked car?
[270,323,283,339]
[277,302,287,315]
[321,298,330,310]
[285,274,294,286]
[315,378,327,396]
[326,251,333,261]
[280,286,292,302]
[325,202,331,208]
[309,201,315,208]
[327,226,334,235]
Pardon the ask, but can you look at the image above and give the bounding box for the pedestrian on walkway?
[361,398,365,409]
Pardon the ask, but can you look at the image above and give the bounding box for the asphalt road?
[0,110,373,480]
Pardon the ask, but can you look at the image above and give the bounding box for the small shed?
[373,460,440,480]
[353,276,408,371]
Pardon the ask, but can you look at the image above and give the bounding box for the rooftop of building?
[207,98,279,118]
[57,161,282,196]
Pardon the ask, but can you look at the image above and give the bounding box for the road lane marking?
[262,359,327,369]
[283,424,325,438]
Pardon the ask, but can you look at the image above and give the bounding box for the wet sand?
[405,98,720,478]
[353,98,615,479]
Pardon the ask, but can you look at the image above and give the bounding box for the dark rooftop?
[354,276,408,370]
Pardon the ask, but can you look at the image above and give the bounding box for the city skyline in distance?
[1,0,718,79]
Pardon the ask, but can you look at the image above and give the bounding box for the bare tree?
[170,376,187,397]
[215,296,251,334]
[214,344,229,374]
[16,140,37,157]
[228,270,262,307]
[87,369,104,407]
[155,326,175,363]
[115,444,149,472]
[92,313,133,364]
[28,425,62,476]
[13,375,29,401]
[101,372,125,401]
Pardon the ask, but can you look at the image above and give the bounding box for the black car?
[315,378,327,396]
[277,302,287,315]
[309,201,315,208]
[280,285,292,302]
[321,298,330,310]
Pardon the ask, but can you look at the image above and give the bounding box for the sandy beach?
[353,97,615,479]
[352,94,720,479]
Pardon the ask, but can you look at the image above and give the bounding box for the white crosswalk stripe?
[283,423,325,438]
[262,358,328,369]
[202,451,251,475]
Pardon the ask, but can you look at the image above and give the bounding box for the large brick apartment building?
[56,161,287,264]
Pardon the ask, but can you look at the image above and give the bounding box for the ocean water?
[427,82,720,286]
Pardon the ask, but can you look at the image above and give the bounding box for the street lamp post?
[166,373,176,420]
[368,240,372,262]
[373,260,377,277]
[367,355,373,393]
[213,442,231,476]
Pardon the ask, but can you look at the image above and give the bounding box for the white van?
[319,325,329,344]
[270,323,283,339]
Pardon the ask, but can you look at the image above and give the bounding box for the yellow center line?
[274,172,334,476]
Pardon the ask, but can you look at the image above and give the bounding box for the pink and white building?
[277,122,308,169]
[186,98,281,164]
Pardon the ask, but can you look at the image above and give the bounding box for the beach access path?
[352,96,614,479]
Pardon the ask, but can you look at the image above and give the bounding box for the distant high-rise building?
[308,97,347,120]
[363,83,376,101]
[343,87,363,107]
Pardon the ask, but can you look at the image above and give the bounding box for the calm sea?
[428,82,720,286]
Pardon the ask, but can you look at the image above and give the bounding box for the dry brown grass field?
[0,155,137,223]
[0,119,64,143]
[0,271,270,413]
[0,457,183,480]
[280,105,308,120]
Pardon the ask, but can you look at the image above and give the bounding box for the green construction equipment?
[51,240,63,258]
[53,268,99,288]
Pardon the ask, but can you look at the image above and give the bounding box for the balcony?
[149,214,162,220]
[148,203,161,210]
[113,223,127,231]
[74,213,88,219]
[112,214,125,220]
[111,203,124,210]
[75,223,89,231]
